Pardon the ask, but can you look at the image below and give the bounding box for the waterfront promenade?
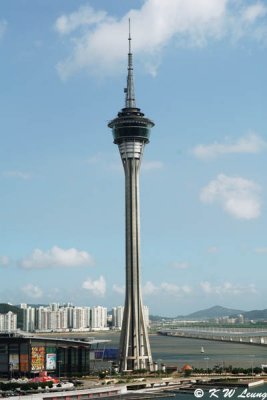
[2,376,267,400]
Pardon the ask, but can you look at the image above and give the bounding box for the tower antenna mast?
[125,18,136,108]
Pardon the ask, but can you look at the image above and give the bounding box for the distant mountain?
[0,303,23,329]
[243,309,267,320]
[180,305,245,320]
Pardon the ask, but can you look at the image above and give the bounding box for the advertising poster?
[9,354,19,370]
[46,353,57,370]
[31,347,45,371]
[20,354,29,372]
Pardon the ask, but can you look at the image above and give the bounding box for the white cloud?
[82,275,106,296]
[255,247,267,254]
[54,0,267,79]
[192,133,267,160]
[172,261,190,269]
[200,174,261,220]
[142,161,164,171]
[161,282,179,294]
[21,284,43,299]
[0,256,9,267]
[0,20,7,40]
[19,246,94,269]
[143,281,158,296]
[242,3,267,23]
[181,285,193,294]
[229,2,267,43]
[208,246,219,254]
[200,281,257,295]
[161,282,192,296]
[2,170,31,180]
[55,0,226,78]
[112,284,125,295]
[55,5,107,35]
[143,280,192,297]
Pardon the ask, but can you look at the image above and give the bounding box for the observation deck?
[108,107,154,145]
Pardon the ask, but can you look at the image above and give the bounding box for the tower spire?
[125,18,136,108]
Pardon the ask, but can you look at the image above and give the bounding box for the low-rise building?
[0,331,110,378]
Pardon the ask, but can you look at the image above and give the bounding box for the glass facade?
[109,107,154,145]
[0,338,93,377]
[112,126,150,143]
[0,344,8,373]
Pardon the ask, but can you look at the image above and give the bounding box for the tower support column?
[118,141,152,371]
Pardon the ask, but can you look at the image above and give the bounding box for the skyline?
[0,0,266,316]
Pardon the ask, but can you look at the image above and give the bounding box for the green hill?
[184,305,245,320]
[244,309,267,320]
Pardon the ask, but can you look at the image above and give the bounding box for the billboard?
[31,347,45,371]
[20,354,29,372]
[103,348,118,360]
[94,348,118,360]
[46,353,57,370]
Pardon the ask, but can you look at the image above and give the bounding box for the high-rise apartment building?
[143,306,150,329]
[23,306,36,332]
[36,307,49,331]
[112,307,124,329]
[91,306,107,330]
[22,304,108,332]
[0,312,17,332]
[73,307,90,330]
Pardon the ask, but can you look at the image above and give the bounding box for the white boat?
[201,346,205,353]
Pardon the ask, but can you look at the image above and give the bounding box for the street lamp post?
[204,357,210,373]
[221,360,225,374]
[57,360,63,381]
[249,355,255,376]
[157,359,162,376]
[9,362,13,380]
[108,360,113,376]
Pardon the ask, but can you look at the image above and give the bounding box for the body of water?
[50,331,267,399]
[88,331,267,369]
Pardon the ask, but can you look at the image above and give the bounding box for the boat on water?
[201,346,205,353]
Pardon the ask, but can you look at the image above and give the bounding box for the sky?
[0,0,266,316]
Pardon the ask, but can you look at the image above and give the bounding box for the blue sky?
[0,0,266,316]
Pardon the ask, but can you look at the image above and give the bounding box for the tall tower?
[108,21,154,372]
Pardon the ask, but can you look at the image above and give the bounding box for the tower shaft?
[108,21,154,372]
[118,141,152,371]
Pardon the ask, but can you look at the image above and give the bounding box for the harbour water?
[91,331,267,369]
[51,331,267,399]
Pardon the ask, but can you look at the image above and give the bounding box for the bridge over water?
[158,327,267,346]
